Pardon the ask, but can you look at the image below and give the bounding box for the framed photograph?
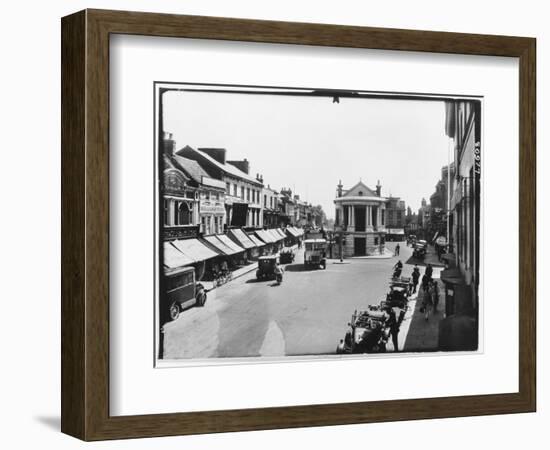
[61,9,536,440]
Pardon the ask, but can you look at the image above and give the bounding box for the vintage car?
[256,255,280,280]
[336,306,390,354]
[303,238,327,269]
[387,277,411,309]
[279,247,295,264]
[163,266,207,322]
[413,240,427,259]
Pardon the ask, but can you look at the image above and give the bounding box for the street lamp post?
[334,225,344,262]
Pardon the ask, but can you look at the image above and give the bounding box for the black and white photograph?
[156,83,481,362]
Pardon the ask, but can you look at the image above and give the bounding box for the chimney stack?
[376,180,382,196]
[199,148,227,165]
[163,131,176,156]
[227,158,250,174]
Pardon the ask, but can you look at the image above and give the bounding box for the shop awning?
[202,235,237,256]
[292,226,304,236]
[171,238,219,261]
[286,227,300,238]
[217,234,245,254]
[266,229,283,242]
[275,228,287,239]
[387,228,405,235]
[249,233,267,247]
[228,228,256,249]
[164,242,194,269]
[255,229,274,243]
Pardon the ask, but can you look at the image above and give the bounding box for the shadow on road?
[405,255,428,266]
[284,263,325,272]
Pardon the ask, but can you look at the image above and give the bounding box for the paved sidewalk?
[402,278,446,352]
[202,262,257,291]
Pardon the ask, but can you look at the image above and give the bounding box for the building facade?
[386,196,406,229]
[445,100,481,301]
[262,185,281,228]
[438,99,481,352]
[161,134,201,241]
[176,146,264,230]
[334,180,388,257]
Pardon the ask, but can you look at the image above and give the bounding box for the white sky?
[163,89,451,219]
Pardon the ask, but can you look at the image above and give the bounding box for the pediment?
[343,181,377,197]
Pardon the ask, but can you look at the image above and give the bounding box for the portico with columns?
[334,180,388,257]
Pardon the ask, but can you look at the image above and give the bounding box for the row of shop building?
[162,132,325,238]
[161,131,313,280]
[163,224,304,282]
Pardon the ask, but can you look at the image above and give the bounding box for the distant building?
[386,196,406,228]
[262,185,281,228]
[334,180,388,257]
[279,188,296,226]
[404,206,419,235]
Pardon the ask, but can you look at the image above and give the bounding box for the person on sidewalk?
[425,263,433,279]
[395,243,400,256]
[386,307,405,351]
[421,272,430,294]
[432,280,440,313]
[411,265,420,293]
[422,282,434,321]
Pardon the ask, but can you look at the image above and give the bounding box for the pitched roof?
[163,154,176,170]
[171,154,212,185]
[342,181,377,198]
[177,145,262,186]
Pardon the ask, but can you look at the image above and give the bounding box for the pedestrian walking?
[425,263,433,279]
[421,273,430,294]
[385,307,405,351]
[422,281,434,321]
[395,243,400,256]
[411,265,420,294]
[432,280,440,312]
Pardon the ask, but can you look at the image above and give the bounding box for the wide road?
[163,242,415,359]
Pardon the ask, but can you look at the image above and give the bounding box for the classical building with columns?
[334,180,388,257]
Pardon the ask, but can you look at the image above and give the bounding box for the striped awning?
[266,229,283,242]
[163,241,194,269]
[286,227,301,238]
[171,238,219,261]
[217,234,245,254]
[255,229,275,243]
[202,235,237,256]
[228,228,256,249]
[248,233,267,247]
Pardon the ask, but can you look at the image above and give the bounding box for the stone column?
[350,205,355,231]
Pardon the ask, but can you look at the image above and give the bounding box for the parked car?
[336,306,390,354]
[163,266,207,322]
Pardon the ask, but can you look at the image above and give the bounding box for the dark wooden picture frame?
[61,9,536,441]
